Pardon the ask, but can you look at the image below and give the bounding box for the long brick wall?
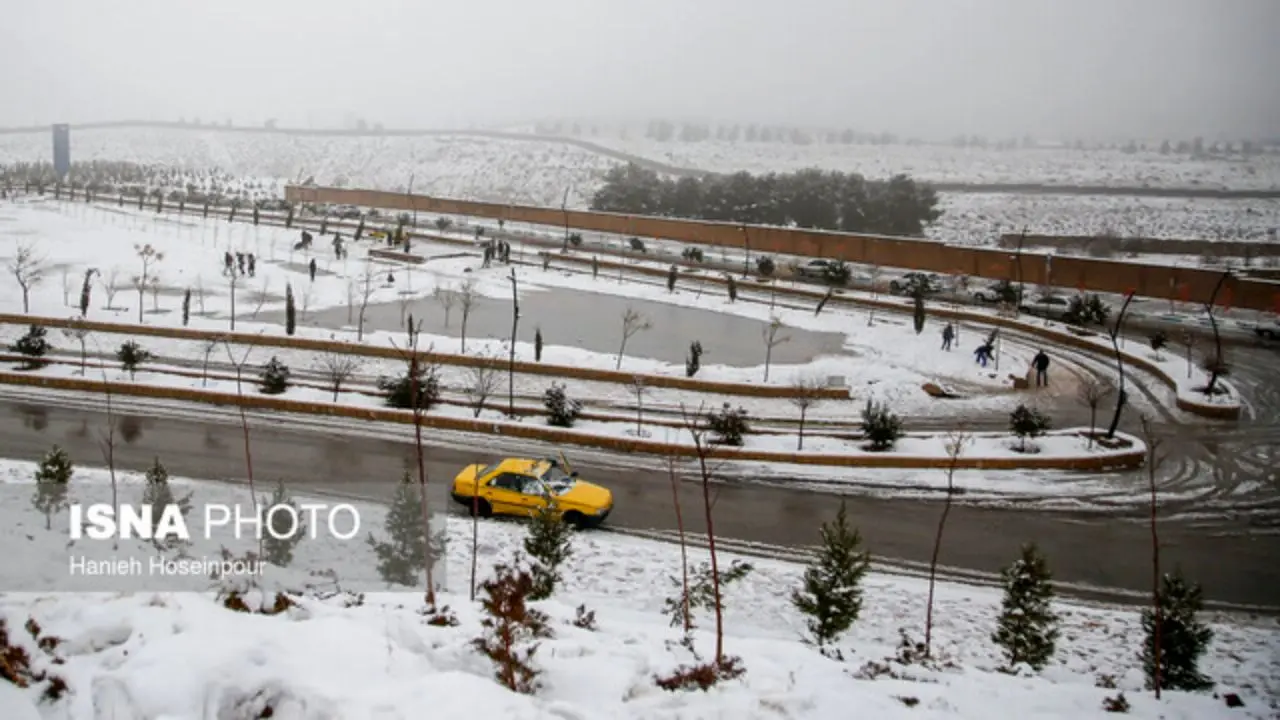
[284,185,1280,312]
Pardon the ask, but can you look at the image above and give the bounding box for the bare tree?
[195,276,206,313]
[762,315,790,382]
[507,270,519,417]
[91,337,121,550]
[628,375,649,436]
[224,335,265,559]
[200,336,223,387]
[61,318,91,375]
[389,320,438,608]
[867,265,882,326]
[148,275,162,313]
[398,292,415,327]
[1076,376,1114,449]
[316,351,360,401]
[299,280,314,323]
[458,278,479,353]
[789,376,826,450]
[466,356,502,417]
[434,284,458,327]
[249,277,271,321]
[345,277,355,325]
[357,264,377,341]
[224,267,240,331]
[925,428,969,658]
[1139,415,1164,699]
[8,241,46,313]
[132,243,164,323]
[679,402,730,666]
[60,266,72,307]
[101,268,123,311]
[616,306,652,370]
[667,448,692,635]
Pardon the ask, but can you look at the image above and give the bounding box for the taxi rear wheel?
[562,511,587,529]
[469,499,492,518]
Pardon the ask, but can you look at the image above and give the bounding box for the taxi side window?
[489,473,526,491]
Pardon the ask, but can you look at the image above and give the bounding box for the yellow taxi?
[450,456,613,528]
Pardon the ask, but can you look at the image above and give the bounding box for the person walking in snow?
[974,343,992,367]
[247,253,256,277]
[308,258,317,282]
[223,251,234,273]
[941,322,955,351]
[1033,349,1050,387]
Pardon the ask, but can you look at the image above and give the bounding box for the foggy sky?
[2,0,1276,140]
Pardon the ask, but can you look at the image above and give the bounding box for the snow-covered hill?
[591,137,1280,191]
[2,127,1276,244]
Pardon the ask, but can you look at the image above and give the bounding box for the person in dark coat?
[941,322,955,351]
[308,258,317,282]
[247,253,256,277]
[1033,349,1050,387]
[974,343,992,367]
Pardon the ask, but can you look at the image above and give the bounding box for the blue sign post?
[52,124,71,180]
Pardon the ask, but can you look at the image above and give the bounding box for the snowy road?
[0,392,1276,611]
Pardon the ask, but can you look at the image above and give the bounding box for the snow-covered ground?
[2,460,1275,718]
[0,198,1059,417]
[0,355,1143,465]
[589,136,1280,190]
[3,127,1277,245]
[935,193,1280,246]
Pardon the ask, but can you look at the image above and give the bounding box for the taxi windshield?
[537,462,576,495]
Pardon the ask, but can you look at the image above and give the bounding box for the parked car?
[1252,318,1280,340]
[1019,295,1071,321]
[451,456,613,528]
[795,259,837,278]
[888,272,942,296]
[971,282,1014,304]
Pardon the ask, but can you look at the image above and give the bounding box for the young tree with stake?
[132,243,164,323]
[8,241,46,314]
[1076,376,1113,448]
[434,284,458,327]
[762,315,790,382]
[616,306,651,370]
[628,376,649,436]
[925,429,968,657]
[466,356,502,418]
[789,375,825,450]
[357,264,377,341]
[60,319,91,375]
[458,278,479,353]
[315,351,360,402]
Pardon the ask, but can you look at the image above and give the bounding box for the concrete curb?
[0,370,1145,471]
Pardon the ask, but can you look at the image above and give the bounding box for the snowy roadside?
[0,459,1276,718]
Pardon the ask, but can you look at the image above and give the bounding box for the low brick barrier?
[0,370,1145,471]
[0,314,849,401]
[494,252,1244,421]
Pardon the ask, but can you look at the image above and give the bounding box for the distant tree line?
[589,163,942,237]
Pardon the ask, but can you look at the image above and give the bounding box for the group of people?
[938,322,1052,387]
[482,238,512,267]
[222,251,256,277]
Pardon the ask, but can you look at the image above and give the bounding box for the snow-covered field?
[935,193,1280,246]
[2,460,1276,718]
[0,128,613,208]
[0,198,1058,417]
[589,136,1280,191]
[3,127,1278,245]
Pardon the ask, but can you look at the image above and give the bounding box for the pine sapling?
[1142,570,1214,692]
[367,473,428,586]
[791,501,870,655]
[523,497,574,600]
[284,282,296,335]
[258,356,291,395]
[33,445,73,530]
[262,479,305,567]
[116,340,151,380]
[473,563,553,695]
[141,457,192,550]
[992,542,1060,672]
